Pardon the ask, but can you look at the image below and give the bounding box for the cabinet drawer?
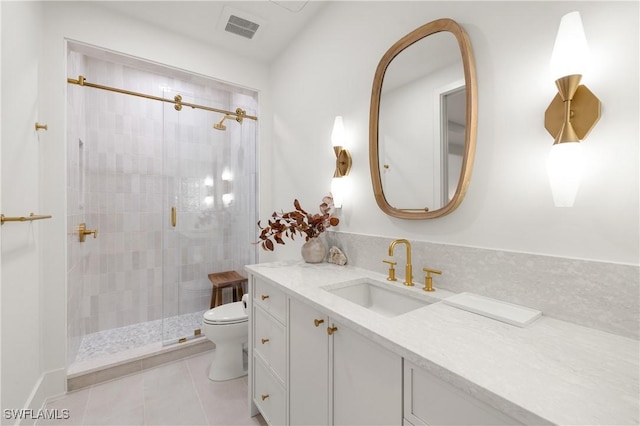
[254,278,286,324]
[404,361,521,425]
[254,356,286,426]
[253,305,286,381]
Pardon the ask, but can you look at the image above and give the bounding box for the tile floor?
[39,351,266,426]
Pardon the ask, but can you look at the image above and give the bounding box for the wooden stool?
[208,271,247,308]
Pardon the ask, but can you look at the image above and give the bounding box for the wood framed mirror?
[369,18,477,219]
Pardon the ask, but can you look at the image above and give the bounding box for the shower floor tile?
[75,310,206,363]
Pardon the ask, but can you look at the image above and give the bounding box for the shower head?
[214,115,232,131]
[213,109,247,131]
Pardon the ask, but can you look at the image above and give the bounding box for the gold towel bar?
[1,213,52,225]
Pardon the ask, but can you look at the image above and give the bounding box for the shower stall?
[66,43,258,372]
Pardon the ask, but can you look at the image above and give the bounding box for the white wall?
[0,1,59,418]
[268,1,639,265]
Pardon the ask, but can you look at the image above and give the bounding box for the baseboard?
[8,368,66,426]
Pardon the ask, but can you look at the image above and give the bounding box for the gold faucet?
[388,239,413,286]
[422,268,442,292]
[78,223,98,243]
[382,260,397,281]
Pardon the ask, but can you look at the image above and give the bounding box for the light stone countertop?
[246,260,639,426]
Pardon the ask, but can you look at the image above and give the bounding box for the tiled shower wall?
[66,47,258,365]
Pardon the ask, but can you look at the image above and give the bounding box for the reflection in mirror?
[441,85,466,206]
[379,31,463,211]
[370,19,477,219]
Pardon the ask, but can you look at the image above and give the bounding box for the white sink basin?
[325,279,432,317]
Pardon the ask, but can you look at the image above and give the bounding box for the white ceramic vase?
[301,237,326,263]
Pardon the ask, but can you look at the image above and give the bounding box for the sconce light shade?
[331,116,346,147]
[549,11,590,80]
[547,142,586,207]
[331,177,345,209]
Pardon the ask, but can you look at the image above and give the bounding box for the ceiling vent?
[218,6,266,41]
[225,15,260,39]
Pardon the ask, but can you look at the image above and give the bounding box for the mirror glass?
[370,19,477,219]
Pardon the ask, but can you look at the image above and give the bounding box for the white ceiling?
[94,1,327,63]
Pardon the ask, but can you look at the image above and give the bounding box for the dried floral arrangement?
[256,195,339,251]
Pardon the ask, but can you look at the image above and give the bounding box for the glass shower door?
[161,89,258,345]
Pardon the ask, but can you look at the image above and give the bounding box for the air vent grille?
[225,15,260,39]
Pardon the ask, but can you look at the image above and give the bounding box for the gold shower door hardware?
[66,75,258,122]
[78,223,98,242]
[171,207,177,227]
[1,213,52,225]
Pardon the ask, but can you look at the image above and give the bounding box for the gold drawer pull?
[314,319,324,327]
[261,338,270,344]
[261,295,270,300]
[327,326,338,335]
[261,394,269,401]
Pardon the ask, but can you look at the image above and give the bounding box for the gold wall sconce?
[544,11,601,207]
[330,116,352,208]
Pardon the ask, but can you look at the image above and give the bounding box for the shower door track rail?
[67,75,258,122]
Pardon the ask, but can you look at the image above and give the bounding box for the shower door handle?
[171,207,177,227]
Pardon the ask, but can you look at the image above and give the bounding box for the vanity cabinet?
[289,297,402,425]
[249,273,516,426]
[403,361,522,426]
[251,277,288,425]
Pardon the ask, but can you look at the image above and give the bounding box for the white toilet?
[202,294,249,381]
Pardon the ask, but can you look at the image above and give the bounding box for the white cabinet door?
[289,298,329,425]
[404,361,522,425]
[332,322,402,426]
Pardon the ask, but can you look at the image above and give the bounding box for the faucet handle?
[382,259,397,281]
[422,268,442,292]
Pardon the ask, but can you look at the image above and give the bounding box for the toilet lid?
[203,301,248,325]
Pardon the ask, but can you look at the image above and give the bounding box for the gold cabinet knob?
[327,326,338,335]
[261,338,270,344]
[261,394,269,401]
[313,319,324,327]
[261,295,270,300]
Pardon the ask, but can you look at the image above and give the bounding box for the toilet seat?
[203,301,248,325]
